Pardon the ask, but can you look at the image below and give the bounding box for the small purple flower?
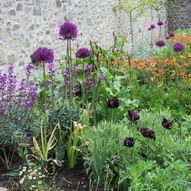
[124,137,135,148]
[26,63,33,78]
[45,79,52,87]
[33,47,54,63]
[99,72,105,82]
[150,24,156,29]
[173,43,185,53]
[48,62,55,79]
[64,68,70,78]
[148,28,151,31]
[86,63,93,72]
[162,118,173,130]
[86,79,94,89]
[76,48,91,59]
[72,65,78,74]
[157,20,164,26]
[168,32,175,38]
[8,65,14,76]
[19,79,26,97]
[107,97,120,109]
[155,40,166,47]
[140,128,156,140]
[59,21,77,40]
[127,110,140,122]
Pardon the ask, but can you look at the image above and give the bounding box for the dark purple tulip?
[127,110,140,122]
[76,48,91,59]
[107,97,119,109]
[140,128,156,140]
[162,118,173,130]
[124,137,135,147]
[173,43,185,53]
[155,40,166,47]
[59,21,77,40]
[157,20,164,26]
[150,24,156,29]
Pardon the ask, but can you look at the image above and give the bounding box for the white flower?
[28,176,32,180]
[33,176,37,180]
[23,167,27,172]
[19,178,24,184]
[19,171,23,176]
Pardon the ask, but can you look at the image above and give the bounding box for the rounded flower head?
[155,40,166,47]
[140,128,156,140]
[168,32,175,38]
[173,43,184,53]
[107,97,119,109]
[76,48,91,59]
[59,21,77,40]
[150,24,156,29]
[124,137,135,148]
[33,47,54,63]
[157,20,164,26]
[127,110,140,122]
[162,118,173,130]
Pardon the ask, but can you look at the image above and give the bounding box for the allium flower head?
[168,32,175,38]
[76,48,91,59]
[140,128,156,140]
[124,137,135,147]
[59,21,77,40]
[155,40,166,47]
[127,110,140,122]
[33,47,54,63]
[157,20,164,26]
[173,43,184,53]
[107,97,120,109]
[162,118,173,130]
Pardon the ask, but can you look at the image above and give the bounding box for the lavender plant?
[0,64,38,169]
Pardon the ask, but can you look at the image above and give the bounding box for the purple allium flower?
[168,32,175,38]
[157,20,164,26]
[48,62,55,79]
[107,97,120,109]
[162,118,173,130]
[124,137,135,147]
[127,110,140,122]
[26,63,33,78]
[155,40,166,47]
[46,79,52,87]
[76,48,91,59]
[59,21,77,40]
[72,65,78,74]
[150,24,156,29]
[33,47,54,63]
[173,43,185,53]
[99,72,105,82]
[86,79,94,89]
[140,128,156,140]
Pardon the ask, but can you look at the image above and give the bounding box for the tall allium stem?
[129,11,134,51]
[67,39,73,129]
[43,62,47,144]
[82,59,85,109]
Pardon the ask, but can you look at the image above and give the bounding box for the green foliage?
[81,110,191,190]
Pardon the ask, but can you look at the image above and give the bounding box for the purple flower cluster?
[173,43,184,53]
[76,48,91,59]
[26,63,33,78]
[155,40,166,47]
[148,24,156,30]
[59,21,77,40]
[107,97,120,109]
[0,65,38,114]
[48,62,55,79]
[33,47,54,63]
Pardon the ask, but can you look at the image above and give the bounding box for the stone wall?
[167,0,191,31]
[0,0,166,76]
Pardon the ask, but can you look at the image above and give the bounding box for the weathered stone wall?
[167,0,191,31]
[0,0,166,76]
